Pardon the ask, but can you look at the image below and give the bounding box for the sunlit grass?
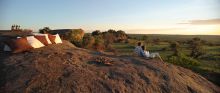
[112,42,220,73]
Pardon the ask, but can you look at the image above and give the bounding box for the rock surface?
[0,41,219,93]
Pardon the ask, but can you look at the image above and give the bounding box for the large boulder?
[0,41,219,93]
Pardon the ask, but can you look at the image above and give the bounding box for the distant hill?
[128,34,220,44]
[0,41,219,93]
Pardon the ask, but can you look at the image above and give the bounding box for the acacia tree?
[170,41,181,56]
[107,29,116,34]
[190,37,205,58]
[116,30,128,42]
[90,29,128,51]
[92,30,101,36]
[168,41,200,67]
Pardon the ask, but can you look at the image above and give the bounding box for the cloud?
[178,18,220,25]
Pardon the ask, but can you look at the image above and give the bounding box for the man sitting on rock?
[134,42,143,56]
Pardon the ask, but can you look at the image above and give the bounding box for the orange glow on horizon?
[124,25,220,35]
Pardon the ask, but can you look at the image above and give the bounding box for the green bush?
[170,41,181,56]
[168,54,200,68]
[190,37,206,58]
[66,29,85,47]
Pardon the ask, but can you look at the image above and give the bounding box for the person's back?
[134,42,142,56]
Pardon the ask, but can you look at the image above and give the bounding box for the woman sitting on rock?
[140,45,163,62]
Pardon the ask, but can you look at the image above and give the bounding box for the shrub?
[116,30,128,42]
[208,42,215,46]
[82,35,95,49]
[168,40,200,68]
[94,36,105,51]
[107,29,117,34]
[102,32,115,48]
[170,41,181,56]
[168,54,200,68]
[90,29,128,51]
[39,27,51,34]
[161,47,169,51]
[91,29,128,43]
[92,30,101,36]
[190,37,205,58]
[66,29,85,47]
[153,38,160,44]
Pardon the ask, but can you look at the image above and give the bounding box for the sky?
[0,0,220,35]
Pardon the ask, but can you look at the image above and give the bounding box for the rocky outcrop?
[0,41,219,93]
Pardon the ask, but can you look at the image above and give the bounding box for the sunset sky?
[0,0,219,35]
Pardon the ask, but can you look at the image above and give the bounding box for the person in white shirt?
[140,45,163,62]
[134,42,142,56]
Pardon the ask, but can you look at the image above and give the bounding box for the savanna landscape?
[63,29,220,86]
[113,34,220,86]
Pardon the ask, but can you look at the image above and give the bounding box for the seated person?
[140,45,163,62]
[134,42,142,56]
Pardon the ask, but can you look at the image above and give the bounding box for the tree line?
[39,27,128,52]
